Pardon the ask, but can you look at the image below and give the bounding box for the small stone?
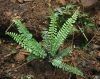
[92,44,100,49]
[24,0,34,1]
[94,75,100,79]
[18,0,24,3]
[5,11,12,17]
[80,0,97,7]
[57,0,66,5]
[10,0,17,3]
[11,64,15,68]
[14,52,26,62]
[16,45,21,49]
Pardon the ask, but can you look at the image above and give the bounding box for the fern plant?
[5,9,84,77]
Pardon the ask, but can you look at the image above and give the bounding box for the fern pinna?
[6,9,83,77]
[6,20,47,59]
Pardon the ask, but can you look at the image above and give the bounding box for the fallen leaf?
[14,52,26,62]
[57,0,66,5]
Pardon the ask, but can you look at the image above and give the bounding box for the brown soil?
[0,0,100,79]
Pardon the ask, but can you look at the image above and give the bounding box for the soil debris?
[80,0,98,7]
[10,0,34,3]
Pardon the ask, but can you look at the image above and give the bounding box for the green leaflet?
[52,57,83,76]
[27,53,39,62]
[13,19,33,40]
[57,47,72,58]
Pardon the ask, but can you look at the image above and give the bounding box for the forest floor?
[0,0,100,79]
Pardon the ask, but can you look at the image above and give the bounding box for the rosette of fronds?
[6,8,84,77]
[42,9,83,76]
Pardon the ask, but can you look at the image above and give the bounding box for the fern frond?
[46,13,58,51]
[27,53,39,62]
[41,29,50,50]
[48,13,58,38]
[13,19,32,38]
[51,9,80,56]
[52,57,83,76]
[6,32,47,58]
[57,47,72,58]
